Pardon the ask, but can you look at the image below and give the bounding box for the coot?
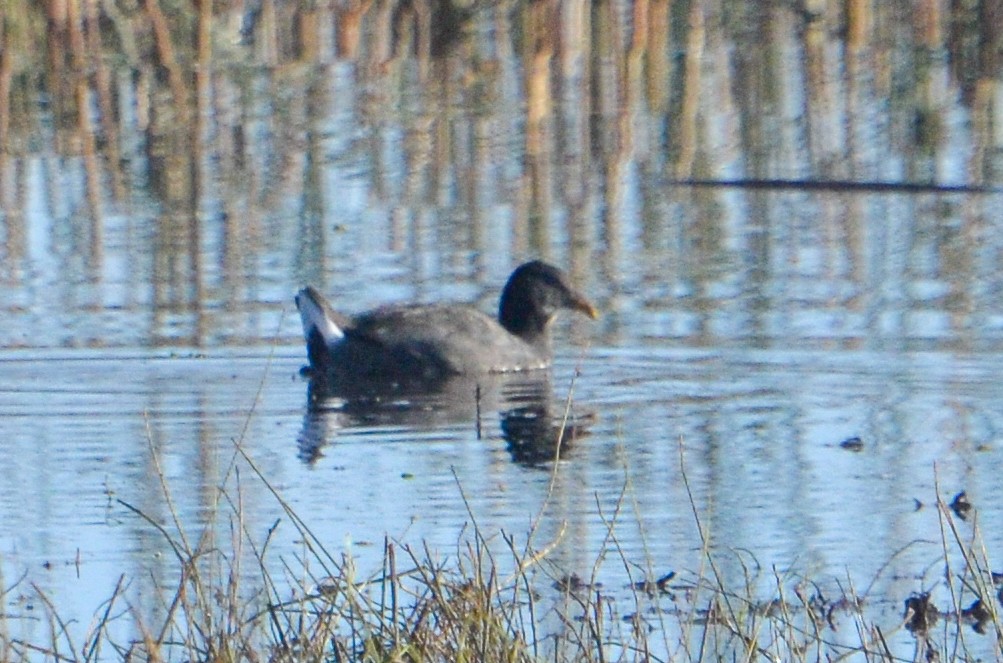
[296,261,597,386]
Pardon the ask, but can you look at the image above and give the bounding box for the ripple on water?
[2,344,1003,658]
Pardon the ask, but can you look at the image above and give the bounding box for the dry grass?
[1,369,1001,662]
[2,449,1000,662]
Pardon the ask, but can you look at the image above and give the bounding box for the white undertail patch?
[296,287,345,344]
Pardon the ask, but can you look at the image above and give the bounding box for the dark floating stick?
[670,178,1003,195]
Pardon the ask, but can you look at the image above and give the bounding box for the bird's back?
[342,304,549,378]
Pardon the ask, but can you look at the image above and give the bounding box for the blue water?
[4,1,1003,657]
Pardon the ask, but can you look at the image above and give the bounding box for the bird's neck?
[499,300,551,349]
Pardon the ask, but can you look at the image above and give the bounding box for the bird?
[295,260,597,389]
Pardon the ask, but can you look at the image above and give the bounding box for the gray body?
[320,303,550,382]
[295,261,597,392]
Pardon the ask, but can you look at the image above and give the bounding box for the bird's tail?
[295,286,345,367]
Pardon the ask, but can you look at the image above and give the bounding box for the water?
[4,331,1003,656]
[3,0,1003,659]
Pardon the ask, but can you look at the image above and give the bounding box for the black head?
[498,261,598,345]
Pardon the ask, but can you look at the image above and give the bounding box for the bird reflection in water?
[295,373,593,467]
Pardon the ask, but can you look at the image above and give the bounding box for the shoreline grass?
[3,448,1001,662]
[2,360,1001,662]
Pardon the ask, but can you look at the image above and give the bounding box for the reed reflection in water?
[1,0,1003,659]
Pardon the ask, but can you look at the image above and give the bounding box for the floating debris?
[633,571,676,595]
[755,597,784,618]
[554,573,601,593]
[950,491,972,521]
[839,436,864,451]
[315,578,339,598]
[904,592,939,635]
[962,598,992,634]
[621,611,656,633]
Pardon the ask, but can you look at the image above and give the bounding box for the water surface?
[2,0,1003,659]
